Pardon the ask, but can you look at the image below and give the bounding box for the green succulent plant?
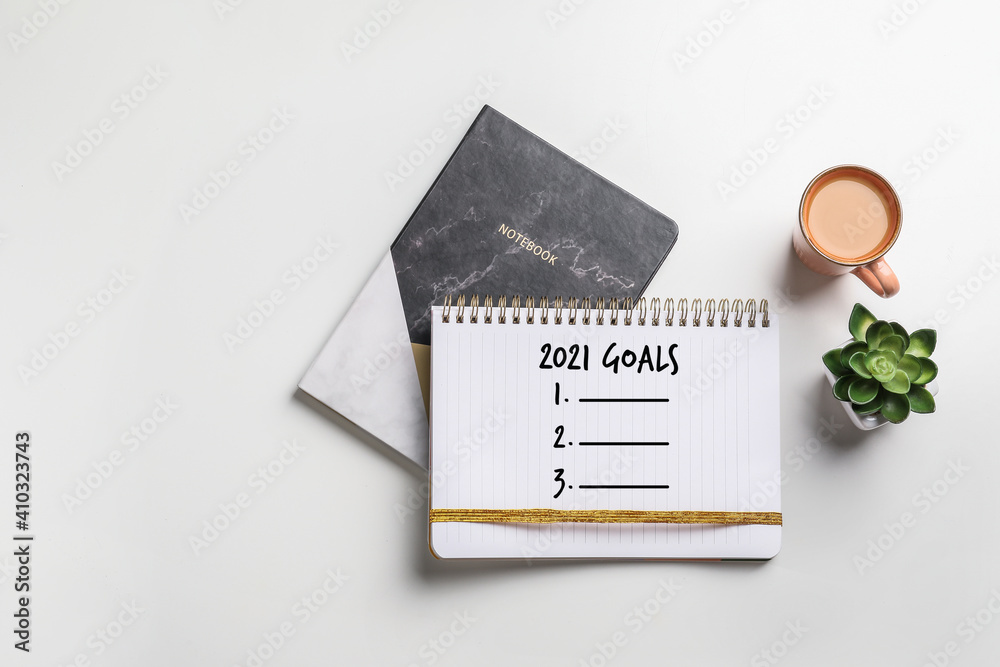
[823,303,938,424]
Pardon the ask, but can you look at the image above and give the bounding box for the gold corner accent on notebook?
[411,343,431,416]
[430,509,782,526]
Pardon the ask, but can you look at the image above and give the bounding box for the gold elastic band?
[430,509,782,526]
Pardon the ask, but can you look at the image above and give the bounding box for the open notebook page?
[429,304,780,560]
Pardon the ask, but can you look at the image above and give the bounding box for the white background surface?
[2,1,998,665]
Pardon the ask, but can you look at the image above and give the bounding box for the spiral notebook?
[429,296,781,560]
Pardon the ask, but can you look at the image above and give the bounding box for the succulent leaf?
[864,350,897,383]
[865,320,894,348]
[907,386,936,414]
[848,378,879,404]
[833,375,855,402]
[881,393,910,423]
[823,349,850,377]
[853,393,884,415]
[889,322,910,350]
[884,370,911,394]
[897,355,922,383]
[848,352,872,378]
[915,358,938,385]
[906,385,937,415]
[840,341,869,368]
[878,334,906,361]
[906,329,937,358]
[849,304,877,342]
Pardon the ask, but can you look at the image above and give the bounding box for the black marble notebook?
[392,105,679,346]
[300,105,678,468]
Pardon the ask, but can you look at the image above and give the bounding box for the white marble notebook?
[428,297,781,560]
[298,106,678,470]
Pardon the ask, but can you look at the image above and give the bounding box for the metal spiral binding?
[442,294,452,323]
[440,295,770,328]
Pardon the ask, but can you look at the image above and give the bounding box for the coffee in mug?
[793,165,901,297]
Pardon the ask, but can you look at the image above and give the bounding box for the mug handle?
[851,259,899,298]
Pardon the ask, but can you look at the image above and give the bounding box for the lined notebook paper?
[429,298,781,560]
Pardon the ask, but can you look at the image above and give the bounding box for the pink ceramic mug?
[793,165,901,298]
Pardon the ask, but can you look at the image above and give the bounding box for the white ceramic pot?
[825,339,939,430]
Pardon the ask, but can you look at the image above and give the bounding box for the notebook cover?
[299,105,679,468]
